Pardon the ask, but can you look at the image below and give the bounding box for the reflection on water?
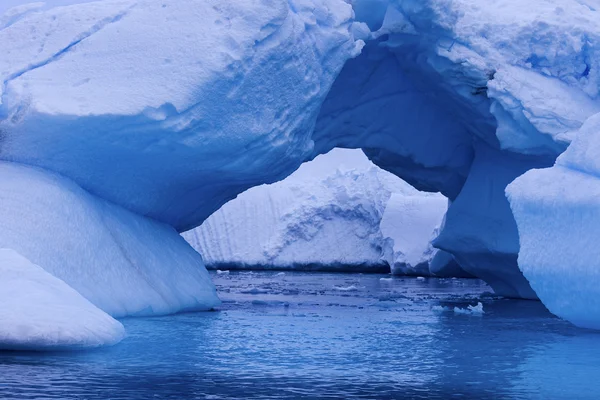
[1,271,598,399]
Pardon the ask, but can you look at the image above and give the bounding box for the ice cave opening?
[183,147,470,278]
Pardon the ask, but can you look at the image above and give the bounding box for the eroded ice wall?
[313,0,600,298]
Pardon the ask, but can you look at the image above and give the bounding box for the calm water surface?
[1,271,599,399]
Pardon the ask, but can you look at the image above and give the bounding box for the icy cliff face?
[0,249,124,350]
[184,149,452,275]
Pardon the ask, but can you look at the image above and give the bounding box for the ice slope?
[507,113,600,330]
[0,249,124,350]
[184,149,453,275]
[0,0,362,232]
[0,161,219,318]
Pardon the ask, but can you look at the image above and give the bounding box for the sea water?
[1,271,599,399]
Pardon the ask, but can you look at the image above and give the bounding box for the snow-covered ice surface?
[0,162,219,319]
[0,0,361,232]
[184,149,453,275]
[508,113,600,330]
[2,271,599,399]
[0,249,124,351]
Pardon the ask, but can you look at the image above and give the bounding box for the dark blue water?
[1,271,599,399]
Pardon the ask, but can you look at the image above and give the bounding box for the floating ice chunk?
[332,285,359,292]
[380,277,393,282]
[216,270,230,275]
[0,249,125,351]
[274,272,286,277]
[416,277,426,281]
[453,302,485,316]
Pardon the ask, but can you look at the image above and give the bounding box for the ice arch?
[0,0,600,330]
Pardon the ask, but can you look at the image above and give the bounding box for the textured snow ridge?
[507,113,600,330]
[312,0,600,298]
[0,249,125,351]
[184,149,454,275]
[0,162,219,318]
[0,0,362,232]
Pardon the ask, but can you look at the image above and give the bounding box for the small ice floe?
[216,270,230,275]
[416,276,426,281]
[380,277,393,282]
[332,285,358,292]
[240,287,270,294]
[453,302,484,315]
[431,305,450,312]
[274,272,286,277]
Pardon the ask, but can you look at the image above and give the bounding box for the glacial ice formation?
[507,113,600,330]
[184,149,453,275]
[315,0,600,298]
[2,0,600,331]
[0,0,362,231]
[0,249,124,350]
[0,162,219,318]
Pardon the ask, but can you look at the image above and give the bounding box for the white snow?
[0,249,124,350]
[184,149,451,275]
[0,161,219,318]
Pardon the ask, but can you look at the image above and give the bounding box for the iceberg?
[507,113,600,330]
[184,149,456,275]
[0,161,219,318]
[313,0,600,298]
[0,0,362,231]
[1,0,600,331]
[0,248,124,350]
